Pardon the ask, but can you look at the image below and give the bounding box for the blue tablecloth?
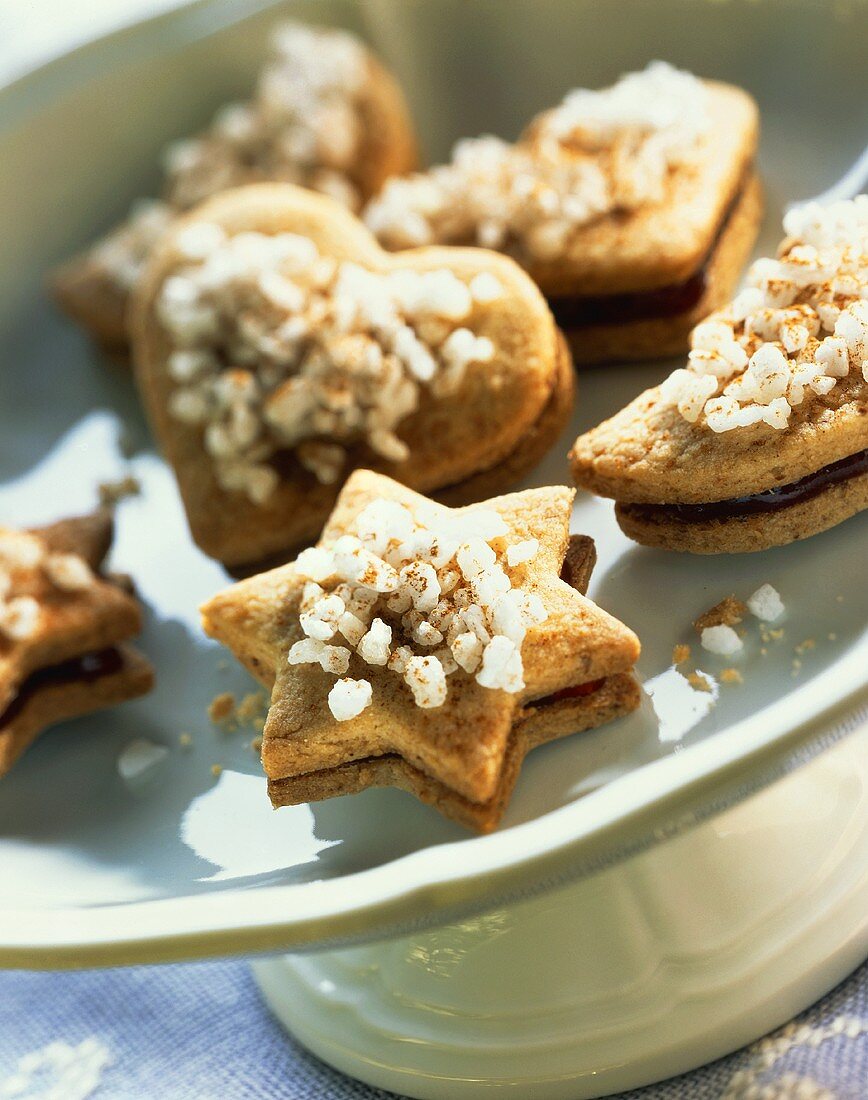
[0,957,865,1099]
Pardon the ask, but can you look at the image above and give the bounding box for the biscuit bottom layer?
[547,171,749,330]
[0,647,123,728]
[266,674,642,833]
[268,677,608,790]
[618,447,868,525]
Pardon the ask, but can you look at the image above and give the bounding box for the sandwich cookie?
[0,511,153,775]
[132,183,574,572]
[200,470,640,832]
[570,197,868,553]
[365,62,761,364]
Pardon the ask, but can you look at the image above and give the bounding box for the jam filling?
[548,171,748,330]
[549,268,708,329]
[532,678,605,708]
[620,447,868,525]
[0,647,123,728]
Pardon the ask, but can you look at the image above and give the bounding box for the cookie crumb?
[687,671,714,693]
[828,632,837,641]
[237,691,268,725]
[672,643,691,666]
[210,763,223,777]
[118,738,169,781]
[208,691,235,724]
[694,596,746,632]
[794,638,815,656]
[98,474,141,507]
[746,583,785,623]
[721,668,743,684]
[179,731,193,749]
[251,736,263,753]
[700,624,743,656]
[209,688,268,732]
[768,628,784,641]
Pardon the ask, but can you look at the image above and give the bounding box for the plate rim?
[1,649,865,967]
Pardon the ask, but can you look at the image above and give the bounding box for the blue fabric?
[0,958,865,1098]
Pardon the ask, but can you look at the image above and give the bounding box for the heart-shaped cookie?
[132,183,573,570]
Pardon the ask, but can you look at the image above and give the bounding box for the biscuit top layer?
[365,62,711,269]
[157,223,506,503]
[91,24,374,292]
[661,197,868,433]
[287,496,548,720]
[0,531,94,644]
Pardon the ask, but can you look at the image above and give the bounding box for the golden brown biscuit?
[365,64,761,365]
[51,23,417,357]
[201,471,640,831]
[132,183,573,571]
[0,512,154,775]
[570,198,868,553]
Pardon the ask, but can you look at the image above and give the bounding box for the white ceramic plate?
[0,0,866,967]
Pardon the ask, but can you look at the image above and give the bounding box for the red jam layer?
[620,448,868,525]
[533,678,605,708]
[0,647,123,728]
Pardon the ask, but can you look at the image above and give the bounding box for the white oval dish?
[0,0,866,969]
[255,726,868,1098]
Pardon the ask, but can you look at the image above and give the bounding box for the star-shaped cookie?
[201,470,640,831]
[0,511,154,776]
